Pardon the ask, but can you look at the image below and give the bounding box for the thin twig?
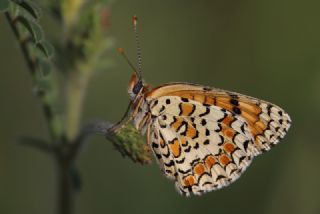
[18,137,54,154]
[68,121,113,161]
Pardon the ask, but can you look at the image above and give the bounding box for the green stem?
[65,71,91,141]
[57,161,74,214]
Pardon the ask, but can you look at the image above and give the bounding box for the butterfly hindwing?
[147,96,255,196]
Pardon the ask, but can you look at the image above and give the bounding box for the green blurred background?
[1,0,320,214]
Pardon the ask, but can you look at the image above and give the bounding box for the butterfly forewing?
[146,83,291,154]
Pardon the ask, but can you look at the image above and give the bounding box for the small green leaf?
[32,78,50,96]
[16,16,43,42]
[15,0,40,19]
[0,0,9,12]
[38,59,51,77]
[37,40,54,58]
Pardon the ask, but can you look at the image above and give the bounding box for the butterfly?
[116,16,291,196]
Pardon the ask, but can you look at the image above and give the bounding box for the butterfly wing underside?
[145,83,291,196]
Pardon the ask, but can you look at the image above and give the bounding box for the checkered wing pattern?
[144,83,291,196]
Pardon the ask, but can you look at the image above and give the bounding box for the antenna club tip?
[117,47,124,54]
[132,15,138,26]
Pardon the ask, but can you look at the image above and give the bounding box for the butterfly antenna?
[117,47,138,73]
[132,15,142,78]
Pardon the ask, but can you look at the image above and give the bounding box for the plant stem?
[57,158,74,214]
[65,71,91,141]
[5,11,73,214]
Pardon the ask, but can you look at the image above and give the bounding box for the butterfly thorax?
[127,73,153,133]
[130,95,152,134]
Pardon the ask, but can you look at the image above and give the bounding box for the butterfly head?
[128,72,144,99]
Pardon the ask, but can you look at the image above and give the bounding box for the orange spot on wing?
[247,120,265,138]
[239,102,261,114]
[169,139,181,158]
[180,103,194,116]
[166,91,194,99]
[255,120,266,131]
[222,115,234,126]
[194,163,205,176]
[248,124,259,137]
[215,98,233,112]
[223,143,235,153]
[184,175,196,187]
[205,155,216,169]
[241,110,258,124]
[204,96,215,105]
[181,93,194,99]
[193,94,205,103]
[171,117,184,131]
[180,137,188,146]
[219,155,230,166]
[221,126,236,139]
[186,124,197,138]
[216,97,230,103]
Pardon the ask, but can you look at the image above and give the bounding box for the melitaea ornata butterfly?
[116,16,291,196]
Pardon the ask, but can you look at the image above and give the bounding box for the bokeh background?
[1,0,320,214]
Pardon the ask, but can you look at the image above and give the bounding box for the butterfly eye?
[133,80,143,94]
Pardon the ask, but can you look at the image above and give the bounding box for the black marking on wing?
[267,104,272,115]
[169,117,177,126]
[229,94,239,99]
[205,129,210,136]
[218,113,227,122]
[243,140,249,151]
[201,119,207,126]
[233,107,241,115]
[230,99,239,106]
[184,146,192,153]
[203,139,210,145]
[160,123,166,128]
[240,124,245,133]
[181,97,189,102]
[178,168,192,174]
[177,121,188,133]
[239,156,246,164]
[218,135,224,146]
[175,157,185,164]
[190,158,201,166]
[163,151,170,158]
[164,160,175,167]
[191,130,199,139]
[159,105,165,113]
[215,124,222,132]
[193,142,199,149]
[199,107,210,117]
[216,175,227,181]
